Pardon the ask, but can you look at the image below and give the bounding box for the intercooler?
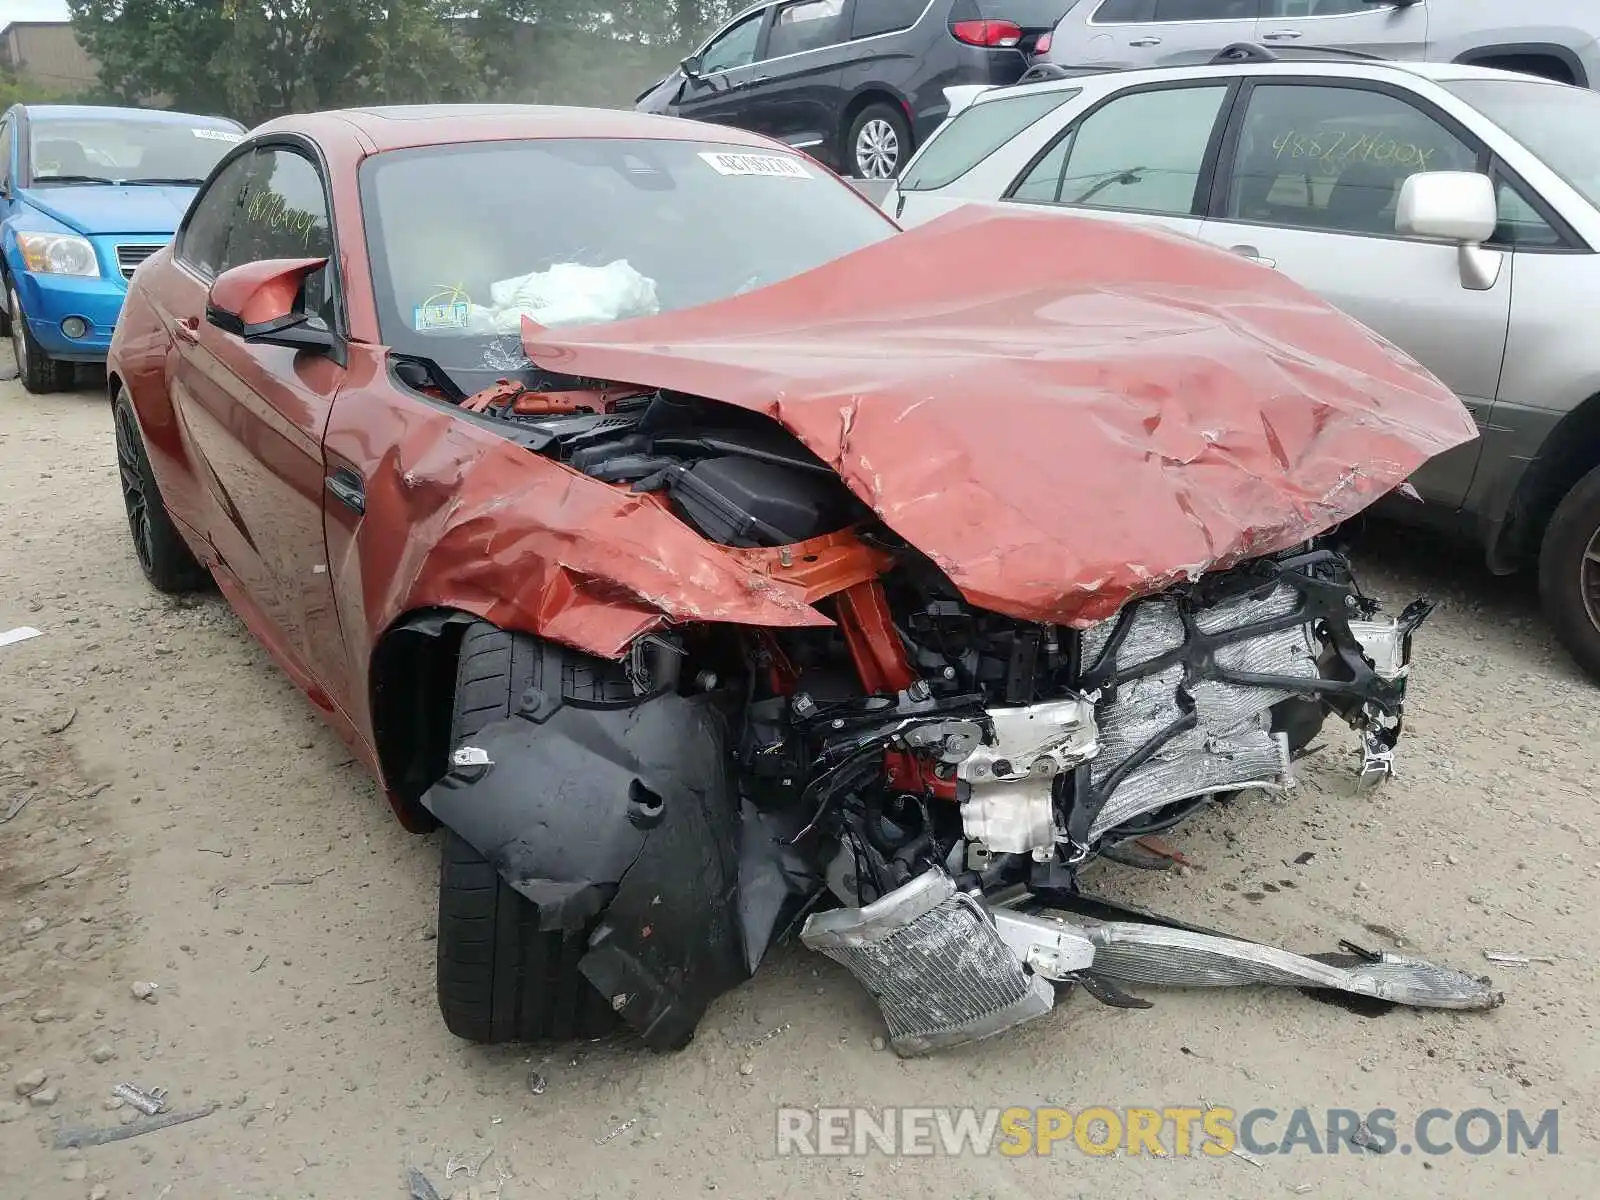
[801,869,1059,1055]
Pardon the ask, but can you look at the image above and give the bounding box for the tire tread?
[435,622,620,1043]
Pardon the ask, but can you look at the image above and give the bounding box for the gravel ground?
[2,374,1597,1200]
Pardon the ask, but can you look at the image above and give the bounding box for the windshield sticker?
[414,300,471,331]
[698,151,811,179]
[192,128,243,142]
[1272,129,1436,173]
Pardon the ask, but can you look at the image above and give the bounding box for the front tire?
[10,284,63,394]
[113,389,210,593]
[846,102,911,179]
[1538,463,1600,683]
[435,622,623,1043]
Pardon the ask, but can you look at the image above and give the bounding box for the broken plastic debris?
[445,1148,492,1179]
[111,1082,168,1116]
[52,1102,217,1149]
[0,626,43,648]
[527,1070,547,1095]
[1482,951,1556,966]
[405,1166,443,1200]
[596,1117,638,1145]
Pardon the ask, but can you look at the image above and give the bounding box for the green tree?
[67,0,741,122]
[68,0,483,124]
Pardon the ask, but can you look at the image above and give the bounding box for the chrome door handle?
[1128,36,1162,47]
[1262,30,1303,40]
[1230,244,1277,269]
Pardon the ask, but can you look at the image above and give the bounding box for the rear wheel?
[10,284,63,394]
[1538,463,1600,683]
[846,102,911,179]
[435,621,624,1043]
[113,389,210,593]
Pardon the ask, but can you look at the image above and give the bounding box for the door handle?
[1128,36,1162,47]
[325,468,365,515]
[1230,244,1277,269]
[173,315,199,344]
[1261,30,1303,40]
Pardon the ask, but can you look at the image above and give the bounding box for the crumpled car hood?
[523,204,1476,627]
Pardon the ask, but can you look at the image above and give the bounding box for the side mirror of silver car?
[1395,171,1502,292]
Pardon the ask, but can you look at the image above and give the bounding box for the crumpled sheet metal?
[322,367,831,668]
[522,204,1477,627]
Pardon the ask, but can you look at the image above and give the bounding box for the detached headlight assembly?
[18,231,99,278]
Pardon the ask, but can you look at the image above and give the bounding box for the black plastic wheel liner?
[421,689,747,1050]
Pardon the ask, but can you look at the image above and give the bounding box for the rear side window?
[851,0,928,38]
[1094,0,1157,20]
[899,88,1080,192]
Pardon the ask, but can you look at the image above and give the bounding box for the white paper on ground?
[0,626,43,648]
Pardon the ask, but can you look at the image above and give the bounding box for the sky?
[0,0,71,23]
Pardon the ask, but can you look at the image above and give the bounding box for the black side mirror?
[681,54,703,80]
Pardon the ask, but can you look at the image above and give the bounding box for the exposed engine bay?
[423,380,1501,1057]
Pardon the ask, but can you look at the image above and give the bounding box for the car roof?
[259,104,781,154]
[976,56,1550,106]
[21,103,242,128]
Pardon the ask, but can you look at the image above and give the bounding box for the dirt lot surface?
[2,374,1597,1200]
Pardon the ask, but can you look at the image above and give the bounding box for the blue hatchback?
[0,104,246,392]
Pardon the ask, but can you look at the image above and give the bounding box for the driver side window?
[701,10,765,73]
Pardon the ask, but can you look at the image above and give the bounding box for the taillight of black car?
[950,18,1025,47]
[947,0,1073,56]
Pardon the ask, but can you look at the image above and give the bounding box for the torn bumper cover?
[802,872,1503,1058]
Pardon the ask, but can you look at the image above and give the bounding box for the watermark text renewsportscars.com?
[775,1106,1559,1158]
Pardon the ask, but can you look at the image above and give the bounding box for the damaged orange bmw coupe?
[107,104,1501,1058]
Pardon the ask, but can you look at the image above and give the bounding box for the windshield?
[29,117,243,185]
[360,137,897,387]
[1444,78,1600,209]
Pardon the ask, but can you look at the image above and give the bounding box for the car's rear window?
[899,88,1080,192]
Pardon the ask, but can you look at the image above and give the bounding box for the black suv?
[635,0,1065,178]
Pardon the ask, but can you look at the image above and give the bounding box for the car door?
[744,0,853,153]
[1002,79,1237,241]
[1196,78,1508,506]
[163,142,349,695]
[1254,0,1428,59]
[1081,0,1262,69]
[674,6,776,132]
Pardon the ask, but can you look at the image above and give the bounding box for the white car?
[881,52,1600,683]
